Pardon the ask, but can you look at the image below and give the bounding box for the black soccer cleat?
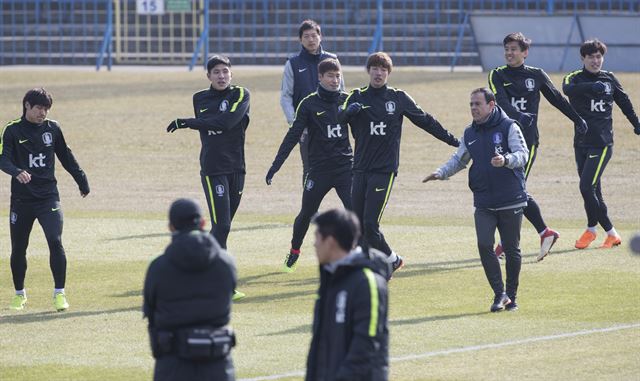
[490,293,511,312]
[282,250,300,273]
[505,300,518,311]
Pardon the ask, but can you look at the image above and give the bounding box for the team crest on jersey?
[525,78,535,91]
[10,212,17,224]
[604,82,612,95]
[305,179,315,191]
[493,132,504,155]
[219,100,229,112]
[385,101,396,114]
[42,132,53,146]
[215,184,225,196]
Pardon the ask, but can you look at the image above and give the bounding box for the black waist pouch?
[176,326,236,361]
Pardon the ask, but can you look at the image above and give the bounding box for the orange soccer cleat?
[600,234,622,249]
[575,230,597,249]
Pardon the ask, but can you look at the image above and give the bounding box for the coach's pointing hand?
[422,172,441,183]
[166,119,188,133]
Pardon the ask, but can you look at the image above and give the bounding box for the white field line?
[238,322,640,381]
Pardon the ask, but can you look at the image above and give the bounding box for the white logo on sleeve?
[326,124,343,138]
[335,290,347,323]
[29,153,46,168]
[511,97,527,111]
[591,99,606,112]
[370,121,387,135]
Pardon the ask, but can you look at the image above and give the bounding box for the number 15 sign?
[137,0,165,15]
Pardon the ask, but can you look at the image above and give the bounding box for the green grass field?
[0,67,638,380]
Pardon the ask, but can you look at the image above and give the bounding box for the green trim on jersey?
[525,144,536,178]
[377,173,395,223]
[341,86,369,110]
[292,91,317,125]
[229,87,245,113]
[205,176,217,224]
[564,69,582,85]
[488,70,498,93]
[0,118,21,154]
[592,146,608,186]
[362,268,379,337]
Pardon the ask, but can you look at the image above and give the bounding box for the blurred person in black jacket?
[306,208,390,381]
[143,198,237,381]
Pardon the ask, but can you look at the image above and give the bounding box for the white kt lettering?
[370,121,387,136]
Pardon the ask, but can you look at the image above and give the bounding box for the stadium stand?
[0,0,638,69]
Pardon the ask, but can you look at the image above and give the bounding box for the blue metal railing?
[0,0,109,65]
[96,1,113,71]
[1,0,638,68]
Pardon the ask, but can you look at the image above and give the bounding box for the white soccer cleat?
[538,229,559,262]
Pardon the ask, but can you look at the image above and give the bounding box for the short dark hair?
[169,198,203,231]
[580,39,607,57]
[503,32,531,51]
[206,54,231,73]
[22,88,53,116]
[298,19,321,39]
[471,87,496,104]
[318,58,341,76]
[366,52,393,73]
[313,209,361,252]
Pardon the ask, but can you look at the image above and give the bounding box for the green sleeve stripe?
[592,147,608,186]
[0,119,20,155]
[229,87,245,113]
[341,90,355,110]
[376,173,395,223]
[524,144,535,178]
[292,92,317,125]
[362,268,379,337]
[205,176,217,224]
[564,70,581,85]
[488,70,497,93]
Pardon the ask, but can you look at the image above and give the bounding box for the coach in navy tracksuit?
[280,19,344,185]
[424,88,529,312]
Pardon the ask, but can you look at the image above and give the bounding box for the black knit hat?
[169,198,202,231]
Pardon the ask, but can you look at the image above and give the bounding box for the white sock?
[587,226,597,233]
[15,289,25,296]
[386,252,398,263]
[54,288,65,296]
[606,228,618,237]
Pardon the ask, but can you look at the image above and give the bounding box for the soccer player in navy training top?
[267,58,353,272]
[339,52,459,276]
[488,32,588,262]
[0,88,90,312]
[280,19,345,186]
[563,39,640,250]
[166,55,250,300]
